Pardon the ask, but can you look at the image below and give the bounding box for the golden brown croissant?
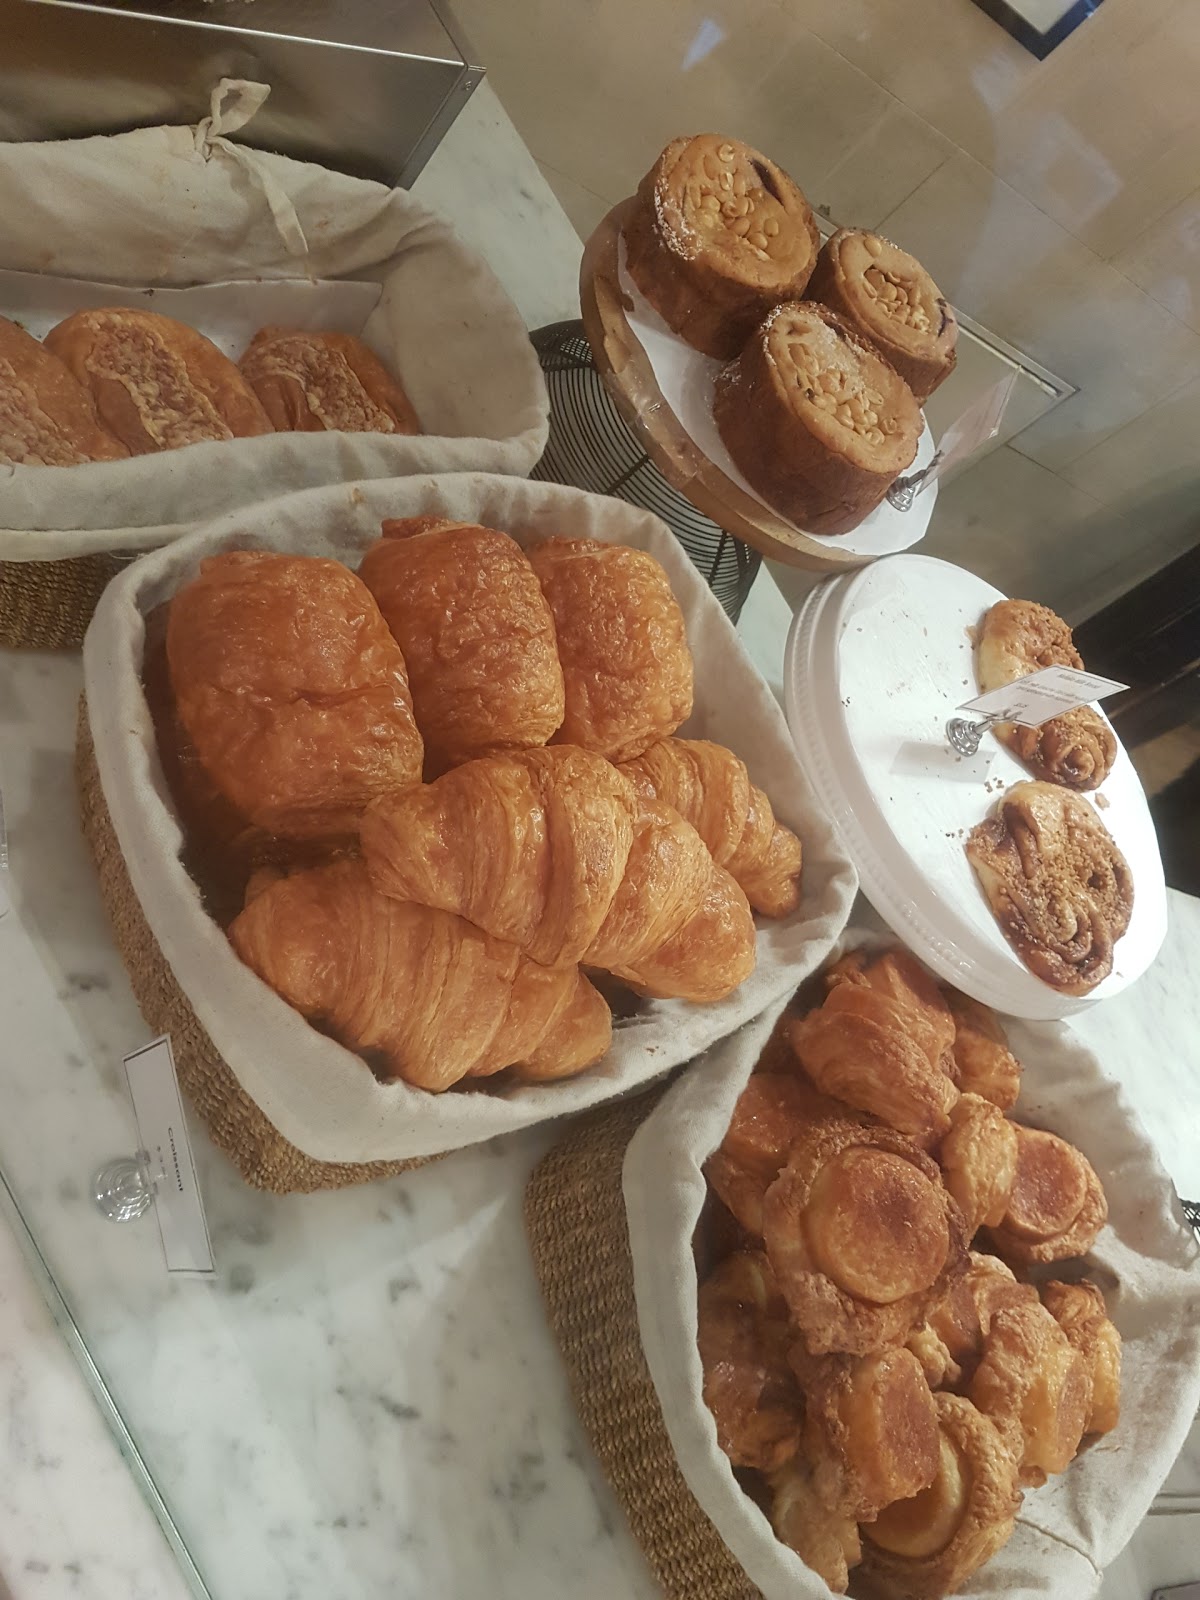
[45,307,272,453]
[527,538,693,763]
[698,1250,804,1471]
[239,327,420,434]
[920,1252,1036,1388]
[362,750,756,1002]
[936,1094,1018,1237]
[988,1124,1108,1266]
[0,314,128,465]
[966,781,1134,994]
[968,1299,1091,1485]
[858,1394,1021,1599]
[167,551,423,840]
[941,987,1022,1111]
[770,1455,862,1594]
[762,1119,968,1357]
[358,518,566,777]
[977,600,1117,792]
[825,950,957,1073]
[228,860,611,1091]
[619,737,803,916]
[1041,1280,1121,1437]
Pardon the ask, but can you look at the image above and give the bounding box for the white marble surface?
[0,72,1196,1600]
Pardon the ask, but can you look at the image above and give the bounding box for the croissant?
[619,737,803,916]
[770,1455,862,1594]
[361,748,756,1002]
[941,987,1022,1111]
[698,1250,804,1471]
[166,551,423,840]
[228,860,611,1091]
[920,1252,1037,1387]
[527,538,693,763]
[359,518,565,776]
[968,1299,1091,1485]
[1041,1280,1121,1437]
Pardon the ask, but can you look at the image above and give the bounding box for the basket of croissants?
[0,79,548,649]
[76,472,857,1192]
[526,930,1200,1600]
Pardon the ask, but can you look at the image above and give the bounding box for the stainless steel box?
[0,0,482,186]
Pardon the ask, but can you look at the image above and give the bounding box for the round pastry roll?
[624,133,820,359]
[965,780,1134,994]
[977,599,1117,791]
[806,229,958,403]
[713,302,922,536]
[859,1394,1021,1599]
[1041,1279,1121,1436]
[936,1093,1019,1237]
[989,1124,1108,1265]
[941,987,1023,1111]
[762,1119,969,1357]
[968,1299,1091,1485]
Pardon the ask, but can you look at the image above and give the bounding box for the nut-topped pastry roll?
[0,315,128,466]
[240,327,420,435]
[806,229,958,403]
[45,308,272,454]
[624,134,820,359]
[713,302,921,535]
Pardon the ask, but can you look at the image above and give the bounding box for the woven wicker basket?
[0,554,124,650]
[75,702,428,1194]
[526,1091,761,1600]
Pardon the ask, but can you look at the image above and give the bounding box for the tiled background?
[448,0,1200,621]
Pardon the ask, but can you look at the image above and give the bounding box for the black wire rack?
[529,320,761,624]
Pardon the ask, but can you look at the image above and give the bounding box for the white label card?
[958,665,1129,727]
[123,1037,214,1276]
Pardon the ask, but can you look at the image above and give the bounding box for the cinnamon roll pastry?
[697,1250,804,1470]
[988,1124,1107,1266]
[713,302,922,535]
[968,1299,1091,1485]
[977,600,1117,791]
[0,314,128,465]
[239,327,420,434]
[769,1455,862,1594]
[44,308,272,453]
[858,1394,1021,1599]
[806,229,957,403]
[762,1119,968,1357]
[936,1094,1019,1237]
[801,1347,940,1522]
[1041,1280,1121,1437]
[941,988,1022,1111]
[624,134,820,359]
[965,781,1134,994]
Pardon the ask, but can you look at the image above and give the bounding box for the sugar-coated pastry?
[968,1299,1091,1485]
[624,134,820,359]
[620,737,802,916]
[966,781,1134,994]
[528,538,693,762]
[858,1394,1022,1599]
[44,308,271,453]
[824,950,957,1077]
[1041,1280,1121,1437]
[228,860,611,1091]
[921,1252,1037,1387]
[941,988,1022,1111]
[769,1455,862,1594]
[359,518,565,776]
[698,1250,803,1471]
[936,1094,1019,1237]
[167,551,423,840]
[713,301,921,536]
[801,1347,940,1522]
[977,600,1116,792]
[762,1119,968,1356]
[989,1124,1108,1265]
[239,326,419,434]
[704,1149,771,1238]
[0,314,128,465]
[806,229,957,403]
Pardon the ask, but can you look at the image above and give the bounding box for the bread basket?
[527,928,1200,1600]
[78,472,857,1192]
[0,80,548,648]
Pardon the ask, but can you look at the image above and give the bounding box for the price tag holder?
[93,1036,214,1276]
[945,665,1128,757]
[888,370,1017,510]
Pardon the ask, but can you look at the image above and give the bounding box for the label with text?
[124,1036,214,1275]
[958,665,1128,728]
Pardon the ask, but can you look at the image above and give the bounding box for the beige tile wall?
[449,0,1200,619]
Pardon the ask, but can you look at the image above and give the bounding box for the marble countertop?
[0,77,1196,1600]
